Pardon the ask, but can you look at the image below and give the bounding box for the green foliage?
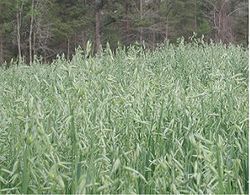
[197,19,211,35]
[0,42,248,194]
[0,0,248,63]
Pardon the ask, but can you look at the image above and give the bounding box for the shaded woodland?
[0,0,248,64]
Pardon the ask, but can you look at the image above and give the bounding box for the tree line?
[0,0,248,65]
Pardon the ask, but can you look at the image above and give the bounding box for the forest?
[0,0,248,65]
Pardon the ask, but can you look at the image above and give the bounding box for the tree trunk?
[123,0,130,44]
[139,0,143,44]
[214,0,234,43]
[194,0,197,32]
[33,25,36,58]
[165,17,169,40]
[82,31,87,49]
[29,0,35,65]
[95,0,102,54]
[67,38,70,60]
[0,33,3,65]
[152,28,156,48]
[82,1,87,49]
[0,3,3,65]
[16,2,23,64]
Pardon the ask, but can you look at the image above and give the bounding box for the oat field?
[0,41,248,194]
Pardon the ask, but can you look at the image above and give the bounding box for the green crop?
[0,41,248,194]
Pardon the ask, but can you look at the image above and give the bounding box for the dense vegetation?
[0,41,248,194]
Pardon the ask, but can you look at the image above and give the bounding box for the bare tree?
[203,0,235,43]
[67,37,70,60]
[95,0,103,54]
[0,32,3,65]
[139,0,144,44]
[29,0,35,65]
[193,0,197,32]
[33,0,53,62]
[123,0,130,44]
[16,0,23,64]
[0,3,3,65]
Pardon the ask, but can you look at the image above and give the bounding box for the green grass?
[0,41,248,194]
